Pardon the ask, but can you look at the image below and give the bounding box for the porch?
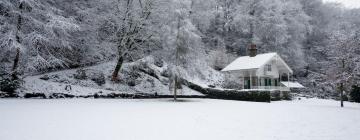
[251,86,290,91]
[242,75,292,92]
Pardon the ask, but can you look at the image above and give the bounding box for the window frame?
[267,64,272,72]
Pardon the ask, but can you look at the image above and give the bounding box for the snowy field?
[1,98,360,140]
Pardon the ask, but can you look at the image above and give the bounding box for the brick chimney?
[249,44,257,57]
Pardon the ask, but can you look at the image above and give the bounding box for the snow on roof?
[281,81,305,88]
[221,53,278,72]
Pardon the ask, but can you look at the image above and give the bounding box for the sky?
[323,0,360,8]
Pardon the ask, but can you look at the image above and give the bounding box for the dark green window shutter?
[265,79,268,86]
[269,79,272,86]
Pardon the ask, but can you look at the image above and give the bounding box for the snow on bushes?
[350,85,360,103]
[0,76,22,94]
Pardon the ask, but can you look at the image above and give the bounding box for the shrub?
[342,95,349,101]
[89,71,105,86]
[49,93,75,98]
[0,74,22,94]
[282,91,292,100]
[184,80,271,102]
[39,75,50,80]
[74,69,87,80]
[270,91,281,101]
[24,93,46,99]
[160,68,170,77]
[350,85,360,103]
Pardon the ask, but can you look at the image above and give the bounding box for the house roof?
[221,52,293,73]
[281,81,305,88]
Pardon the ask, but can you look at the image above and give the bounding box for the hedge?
[183,79,271,102]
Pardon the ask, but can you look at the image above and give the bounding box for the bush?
[24,93,46,98]
[88,71,105,86]
[39,75,50,80]
[184,80,271,102]
[350,85,360,103]
[160,68,170,77]
[342,95,349,101]
[74,69,106,86]
[0,75,22,94]
[282,91,292,100]
[270,91,281,101]
[74,69,87,80]
[49,93,75,98]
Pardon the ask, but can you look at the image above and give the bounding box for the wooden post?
[250,73,252,89]
[173,78,178,102]
[243,76,245,89]
[287,73,290,87]
[279,74,281,83]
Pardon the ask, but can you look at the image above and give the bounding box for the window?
[267,64,272,71]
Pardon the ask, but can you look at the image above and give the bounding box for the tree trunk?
[11,2,23,80]
[340,59,345,108]
[11,48,20,80]
[16,15,22,43]
[174,75,177,101]
[16,2,24,43]
[173,15,181,101]
[111,56,124,81]
[340,83,344,107]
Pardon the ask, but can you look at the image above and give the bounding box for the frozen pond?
[0,98,359,140]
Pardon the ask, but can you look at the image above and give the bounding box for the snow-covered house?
[221,45,304,91]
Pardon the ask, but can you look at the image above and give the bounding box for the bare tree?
[327,31,358,107]
[11,1,26,80]
[111,0,153,81]
[173,15,182,101]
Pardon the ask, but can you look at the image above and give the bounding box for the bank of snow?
[19,56,218,96]
[0,98,359,140]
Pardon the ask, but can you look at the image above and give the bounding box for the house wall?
[243,77,281,88]
[243,77,260,88]
[259,77,279,86]
[239,67,280,89]
[256,59,280,78]
[223,54,293,90]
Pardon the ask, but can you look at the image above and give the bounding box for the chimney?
[249,44,257,57]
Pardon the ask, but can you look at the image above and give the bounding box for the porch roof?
[280,81,305,88]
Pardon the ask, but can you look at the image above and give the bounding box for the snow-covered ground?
[20,57,211,97]
[0,98,359,140]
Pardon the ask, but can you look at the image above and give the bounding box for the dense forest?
[0,0,359,97]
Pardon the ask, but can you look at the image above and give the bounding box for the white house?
[221,45,304,91]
